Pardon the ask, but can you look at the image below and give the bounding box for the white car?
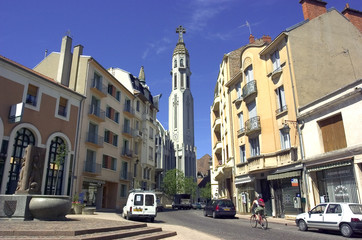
[296,202,362,237]
[122,190,157,222]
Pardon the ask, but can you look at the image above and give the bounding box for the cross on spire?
[176,25,186,43]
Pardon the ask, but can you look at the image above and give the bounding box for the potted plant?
[72,195,84,214]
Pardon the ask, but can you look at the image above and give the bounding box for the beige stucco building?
[35,36,159,210]
[0,55,84,196]
[210,0,362,218]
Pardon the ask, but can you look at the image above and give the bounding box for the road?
[152,209,362,240]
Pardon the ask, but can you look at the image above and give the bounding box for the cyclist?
[252,195,265,224]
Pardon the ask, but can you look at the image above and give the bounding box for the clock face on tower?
[173,132,178,140]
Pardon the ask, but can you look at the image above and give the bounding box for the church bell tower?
[168,26,196,178]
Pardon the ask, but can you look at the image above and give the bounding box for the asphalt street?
[150,209,362,240]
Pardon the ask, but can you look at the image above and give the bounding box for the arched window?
[45,137,67,195]
[180,58,184,67]
[174,59,177,68]
[6,128,35,194]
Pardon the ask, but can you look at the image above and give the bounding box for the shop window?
[318,113,347,152]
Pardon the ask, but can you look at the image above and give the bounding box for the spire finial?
[176,25,186,43]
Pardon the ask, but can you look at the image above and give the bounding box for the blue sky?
[1,0,361,158]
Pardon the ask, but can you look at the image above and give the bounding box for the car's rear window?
[349,204,362,214]
[219,200,234,207]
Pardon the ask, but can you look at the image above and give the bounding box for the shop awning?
[307,160,351,173]
[267,170,301,180]
[235,176,254,185]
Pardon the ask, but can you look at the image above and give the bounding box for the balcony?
[121,148,133,158]
[245,116,261,136]
[213,140,222,151]
[83,160,101,175]
[122,125,133,138]
[242,80,257,102]
[86,132,104,148]
[88,105,105,122]
[237,127,245,136]
[120,171,133,181]
[90,80,107,97]
[133,129,143,139]
[234,95,243,104]
[123,104,134,117]
[213,118,221,129]
[276,105,288,115]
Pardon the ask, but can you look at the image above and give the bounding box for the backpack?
[258,198,265,207]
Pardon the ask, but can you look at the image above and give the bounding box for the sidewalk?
[70,211,296,240]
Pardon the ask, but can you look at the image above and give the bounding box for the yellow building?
[211,0,362,219]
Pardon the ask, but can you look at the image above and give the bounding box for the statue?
[15,145,45,195]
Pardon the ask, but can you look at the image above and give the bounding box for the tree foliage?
[162,169,197,198]
[199,182,211,200]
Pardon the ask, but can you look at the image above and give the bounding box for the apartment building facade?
[34,36,159,210]
[0,55,84,196]
[211,0,362,218]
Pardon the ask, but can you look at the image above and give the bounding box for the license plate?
[224,208,230,211]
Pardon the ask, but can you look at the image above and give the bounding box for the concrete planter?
[29,195,71,220]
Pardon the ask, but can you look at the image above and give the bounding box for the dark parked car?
[203,199,236,218]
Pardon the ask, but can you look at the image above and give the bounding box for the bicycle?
[250,213,268,230]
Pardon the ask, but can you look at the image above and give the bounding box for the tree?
[184,176,197,199]
[162,169,185,197]
[199,182,211,200]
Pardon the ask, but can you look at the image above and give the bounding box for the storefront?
[307,160,358,204]
[267,168,303,218]
[235,175,255,214]
[82,178,104,209]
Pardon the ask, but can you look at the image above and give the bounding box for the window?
[326,204,342,214]
[123,118,130,134]
[149,127,154,139]
[280,130,290,150]
[236,82,242,98]
[112,134,118,147]
[120,184,127,197]
[149,146,153,160]
[134,194,144,206]
[310,204,327,214]
[115,112,119,123]
[136,100,140,112]
[104,129,110,143]
[124,98,131,113]
[245,65,254,83]
[240,145,246,163]
[174,59,177,68]
[319,114,347,152]
[145,194,154,206]
[238,112,244,132]
[121,161,128,179]
[85,149,96,173]
[181,74,184,88]
[58,97,67,117]
[92,72,102,89]
[174,74,177,89]
[271,50,281,71]
[107,84,114,95]
[102,155,116,170]
[26,84,38,106]
[249,137,260,157]
[116,91,121,101]
[180,58,184,67]
[276,86,286,114]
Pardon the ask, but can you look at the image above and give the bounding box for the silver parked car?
[296,202,362,237]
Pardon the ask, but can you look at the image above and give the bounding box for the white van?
[122,190,157,222]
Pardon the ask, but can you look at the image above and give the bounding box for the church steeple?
[168,25,196,179]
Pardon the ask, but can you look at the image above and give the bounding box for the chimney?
[56,36,73,86]
[262,35,272,43]
[69,44,84,90]
[299,0,327,20]
[139,66,146,84]
[342,3,362,33]
[249,34,255,44]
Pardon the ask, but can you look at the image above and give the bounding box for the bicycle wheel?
[260,216,268,230]
[250,215,257,228]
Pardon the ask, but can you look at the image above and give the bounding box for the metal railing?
[242,80,257,99]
